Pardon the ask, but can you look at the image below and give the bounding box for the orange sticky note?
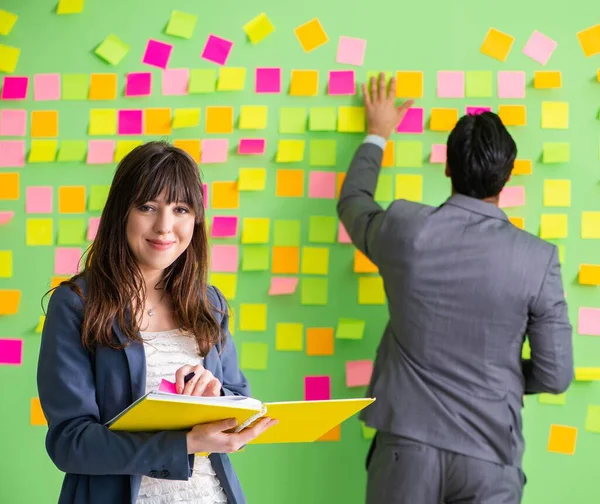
[430,108,459,131]
[480,28,515,62]
[31,111,59,138]
[498,105,526,126]
[294,18,328,53]
[212,181,239,209]
[290,69,319,96]
[173,139,200,163]
[0,172,19,200]
[89,73,118,100]
[276,170,304,197]
[579,264,600,285]
[395,71,423,98]
[271,246,300,274]
[205,106,233,134]
[534,71,562,89]
[306,327,334,356]
[59,186,86,214]
[336,172,345,199]
[576,24,600,57]
[509,216,525,229]
[382,140,395,167]
[512,159,532,175]
[30,397,47,426]
[547,424,577,455]
[145,108,172,135]
[0,289,21,315]
[317,424,341,442]
[354,249,378,273]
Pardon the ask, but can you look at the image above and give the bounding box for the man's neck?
[451,189,499,207]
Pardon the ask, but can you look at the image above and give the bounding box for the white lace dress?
[136,328,229,504]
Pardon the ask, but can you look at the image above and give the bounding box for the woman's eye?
[175,206,190,214]
[139,205,153,212]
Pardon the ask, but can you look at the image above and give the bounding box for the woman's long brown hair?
[42,141,222,356]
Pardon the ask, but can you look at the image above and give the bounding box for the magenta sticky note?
[158,379,178,394]
[118,110,143,135]
[162,68,189,96]
[0,211,15,225]
[304,376,331,401]
[34,74,61,101]
[430,144,447,164]
[522,30,557,65]
[211,244,239,272]
[0,140,25,167]
[55,247,83,275]
[346,360,373,387]
[338,222,351,244]
[1,76,29,100]
[125,72,152,97]
[142,39,173,69]
[238,138,266,155]
[579,308,600,336]
[0,338,23,365]
[211,216,238,238]
[0,109,27,136]
[87,140,115,164]
[497,71,526,99]
[26,186,53,214]
[201,35,233,65]
[466,106,492,115]
[202,183,208,209]
[498,186,525,208]
[437,71,464,98]
[309,171,336,199]
[87,217,101,241]
[336,36,367,66]
[255,67,281,94]
[268,277,299,295]
[201,139,228,164]
[397,107,424,134]
[328,70,356,95]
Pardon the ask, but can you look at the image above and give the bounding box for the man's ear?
[444,163,450,178]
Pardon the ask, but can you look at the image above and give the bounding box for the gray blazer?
[337,142,574,467]
[37,275,249,504]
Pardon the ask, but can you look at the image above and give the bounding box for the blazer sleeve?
[37,285,191,480]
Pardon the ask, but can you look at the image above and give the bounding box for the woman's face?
[126,190,196,278]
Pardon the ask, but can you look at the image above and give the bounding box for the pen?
[184,371,195,384]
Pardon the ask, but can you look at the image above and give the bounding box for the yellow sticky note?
[239,105,268,130]
[290,70,319,96]
[509,217,525,229]
[59,186,86,214]
[0,290,21,315]
[575,367,600,381]
[205,106,233,134]
[0,172,19,200]
[540,214,568,239]
[0,44,20,73]
[30,397,47,426]
[395,175,423,202]
[582,212,600,239]
[338,106,365,133]
[57,0,85,14]
[31,110,59,138]
[242,218,270,244]
[115,140,142,163]
[26,218,53,246]
[211,181,239,209]
[89,73,117,100]
[359,276,385,305]
[172,108,200,129]
[243,13,275,44]
[480,28,514,62]
[579,265,600,286]
[0,10,18,36]
[276,170,304,197]
[217,68,246,91]
[144,108,171,135]
[534,71,562,89]
[543,180,571,207]
[430,108,459,131]
[512,160,532,175]
[547,424,577,455]
[576,24,600,57]
[275,323,303,351]
[238,168,266,191]
[294,18,328,53]
[395,71,424,98]
[301,247,329,275]
[239,304,267,331]
[173,139,200,163]
[29,140,58,163]
[498,105,526,126]
[209,273,237,300]
[89,109,117,136]
[0,250,13,278]
[276,139,305,163]
[542,102,569,129]
[35,315,46,334]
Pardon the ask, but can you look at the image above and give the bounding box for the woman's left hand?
[175,364,222,396]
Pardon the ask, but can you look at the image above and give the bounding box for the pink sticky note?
[34,74,61,101]
[328,70,356,95]
[142,39,173,69]
[498,71,526,99]
[87,217,101,241]
[87,140,115,164]
[26,186,53,214]
[304,376,331,401]
[211,245,239,272]
[309,171,336,199]
[125,72,152,97]
[0,211,15,225]
[338,222,352,243]
[268,277,299,295]
[579,308,600,336]
[118,110,143,135]
[397,107,424,134]
[498,186,525,208]
[238,138,266,155]
[0,109,27,136]
[0,140,25,167]
[522,30,557,65]
[437,71,464,98]
[158,379,178,394]
[211,216,238,238]
[202,183,208,209]
[466,106,492,115]
[255,67,281,93]
[336,36,367,66]
[201,35,233,66]
[201,139,228,164]
[162,68,189,96]
[430,144,447,164]
[0,338,23,365]
[1,76,29,100]
[54,247,83,275]
[346,360,373,387]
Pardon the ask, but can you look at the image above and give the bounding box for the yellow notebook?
[107,391,374,445]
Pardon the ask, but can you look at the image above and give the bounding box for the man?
[337,73,573,504]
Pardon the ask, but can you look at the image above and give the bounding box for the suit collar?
[444,194,508,221]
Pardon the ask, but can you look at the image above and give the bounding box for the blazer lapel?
[112,319,147,401]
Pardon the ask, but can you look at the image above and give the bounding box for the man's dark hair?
[446,112,517,199]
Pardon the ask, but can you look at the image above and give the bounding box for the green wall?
[0,0,599,502]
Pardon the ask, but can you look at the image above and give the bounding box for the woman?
[37,141,276,504]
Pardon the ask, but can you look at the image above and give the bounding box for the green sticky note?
[336,318,365,340]
[361,422,377,440]
[539,393,567,405]
[62,74,89,100]
[396,141,423,168]
[274,220,300,246]
[309,140,336,166]
[89,186,110,211]
[301,278,328,305]
[465,71,493,98]
[557,244,566,264]
[58,140,86,162]
[241,246,270,271]
[95,34,130,65]
[275,323,303,351]
[0,250,12,278]
[165,10,197,39]
[543,142,570,163]
[375,174,393,203]
[189,69,217,93]
[240,342,268,370]
[309,216,337,243]
[279,108,307,134]
[586,405,600,433]
[58,218,86,245]
[309,107,337,131]
[366,71,393,85]
[26,219,53,246]
[521,339,531,359]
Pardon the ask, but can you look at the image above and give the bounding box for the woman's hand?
[175,364,221,396]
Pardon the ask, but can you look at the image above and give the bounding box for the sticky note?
[336,318,366,340]
[346,360,373,387]
[498,71,526,99]
[241,218,270,244]
[142,39,172,69]
[162,68,189,96]
[579,308,600,336]
[239,105,267,130]
[584,405,600,434]
[337,36,366,66]
[576,24,600,57]
[397,108,424,134]
[95,34,129,65]
[243,13,275,44]
[241,246,270,271]
[206,106,233,134]
[301,247,329,275]
[534,71,561,89]
[0,10,18,36]
[57,0,84,14]
[547,424,577,455]
[210,245,239,273]
[541,102,569,129]
[274,220,301,246]
[543,180,570,207]
[276,323,303,351]
[26,218,53,245]
[209,273,237,300]
[498,105,527,126]
[201,34,233,65]
[0,251,12,277]
[279,107,307,134]
[395,174,423,202]
[89,73,117,100]
[34,74,61,101]
[575,367,600,381]
[26,186,53,214]
[271,246,299,274]
[0,140,25,167]
[509,217,525,230]
[395,141,422,168]
[539,393,566,406]
[301,278,328,305]
[217,67,246,91]
[55,247,82,275]
[466,106,491,115]
[309,171,336,199]
[59,186,86,214]
[0,109,26,136]
[62,74,88,100]
[0,338,22,364]
[294,18,328,52]
[125,72,152,97]
[211,181,239,210]
[87,217,100,241]
[114,140,141,163]
[309,107,336,131]
[239,167,266,191]
[430,144,447,164]
[165,10,197,39]
[143,108,171,135]
[338,222,351,244]
[29,140,58,163]
[30,397,47,426]
[361,423,376,440]
[466,71,493,97]
[579,265,600,286]
[306,328,334,356]
[201,139,229,164]
[358,276,385,304]
[238,139,265,155]
[0,290,20,314]
[499,186,525,208]
[437,71,464,98]
[512,159,532,175]
[375,174,393,203]
[269,277,298,296]
[255,67,281,94]
[211,216,238,238]
[290,69,319,96]
[304,376,331,401]
[338,106,365,132]
[276,139,305,162]
[0,211,14,224]
[328,70,355,95]
[540,214,568,239]
[172,108,200,129]
[239,304,267,332]
[354,251,377,274]
[276,170,304,197]
[543,142,570,163]
[58,218,85,245]
[480,28,514,62]
[430,108,459,131]
[31,110,59,138]
[395,71,423,98]
[89,109,116,136]
[309,140,336,166]
[89,185,110,212]
[1,76,28,100]
[522,30,557,65]
[118,110,143,135]
[582,212,600,239]
[0,173,19,200]
[240,342,268,370]
[0,44,20,73]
